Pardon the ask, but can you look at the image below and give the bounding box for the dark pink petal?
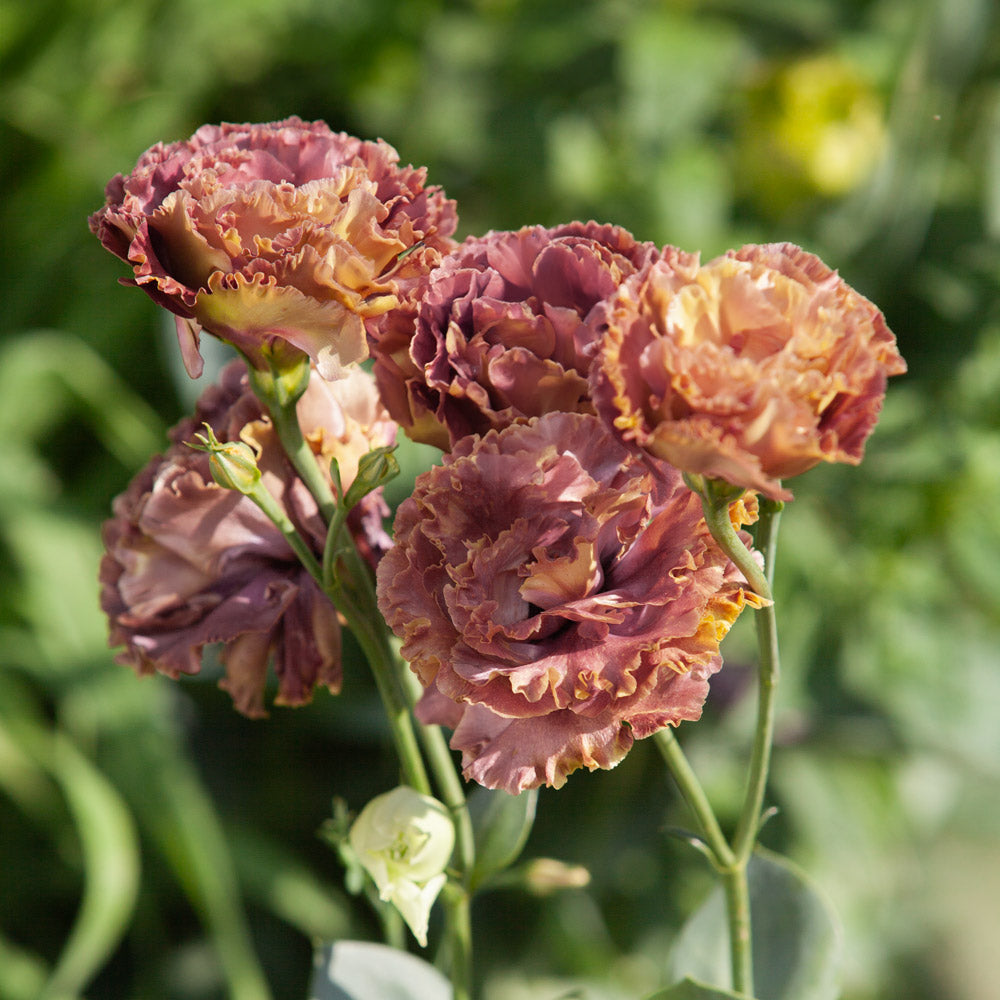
[369,222,659,448]
[91,118,457,379]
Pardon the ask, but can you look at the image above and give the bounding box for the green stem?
[653,729,734,870]
[246,484,325,588]
[246,359,475,995]
[418,721,476,880]
[440,884,473,1000]
[733,502,782,863]
[720,866,753,995]
[657,482,786,997]
[697,483,772,604]
[654,729,751,994]
[267,393,338,524]
[328,561,432,797]
[398,651,476,996]
[247,363,431,794]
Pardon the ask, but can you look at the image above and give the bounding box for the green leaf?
[646,976,752,999]
[310,940,452,1000]
[0,932,48,1000]
[467,784,538,890]
[39,733,140,1000]
[666,850,841,1000]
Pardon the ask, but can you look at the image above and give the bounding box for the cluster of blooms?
[94,118,906,791]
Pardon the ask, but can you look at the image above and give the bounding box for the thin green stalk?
[330,541,475,998]
[246,358,475,996]
[441,885,473,1000]
[416,717,476,879]
[654,729,734,870]
[657,481,786,997]
[267,395,338,524]
[247,363,431,794]
[654,729,751,994]
[733,500,782,862]
[247,483,325,587]
[397,640,476,998]
[720,867,752,995]
[328,564,432,797]
[697,486,772,604]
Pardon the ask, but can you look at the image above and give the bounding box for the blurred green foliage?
[1,0,998,998]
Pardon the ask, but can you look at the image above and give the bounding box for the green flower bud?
[189,424,262,494]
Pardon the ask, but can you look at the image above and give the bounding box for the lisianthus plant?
[92,117,905,1000]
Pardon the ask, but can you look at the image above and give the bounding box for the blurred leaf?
[468,785,538,890]
[57,667,275,1000]
[108,712,275,1000]
[38,732,140,1000]
[0,932,48,1000]
[0,692,139,1000]
[0,330,165,467]
[666,851,841,1000]
[2,507,108,669]
[310,940,452,1000]
[229,825,355,942]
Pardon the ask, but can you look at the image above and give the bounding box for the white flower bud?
[349,786,455,947]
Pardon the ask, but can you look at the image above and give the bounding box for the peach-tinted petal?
[591,242,906,499]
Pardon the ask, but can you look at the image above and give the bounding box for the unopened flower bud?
[343,445,400,511]
[524,857,591,895]
[349,786,455,947]
[190,424,261,494]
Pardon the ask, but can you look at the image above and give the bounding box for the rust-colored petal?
[377,412,760,791]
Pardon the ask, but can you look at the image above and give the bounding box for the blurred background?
[1,0,999,997]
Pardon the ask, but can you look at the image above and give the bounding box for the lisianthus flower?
[590,242,907,501]
[348,786,455,947]
[376,412,762,794]
[369,222,660,448]
[100,360,396,717]
[90,117,457,380]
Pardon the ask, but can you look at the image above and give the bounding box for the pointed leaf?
[310,940,451,1000]
[666,850,841,1000]
[646,976,752,999]
[29,732,140,1000]
[467,785,538,889]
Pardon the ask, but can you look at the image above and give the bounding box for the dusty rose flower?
[100,360,396,717]
[376,412,762,793]
[369,222,660,449]
[90,117,457,380]
[590,242,907,501]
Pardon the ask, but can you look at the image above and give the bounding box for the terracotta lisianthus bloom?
[369,222,659,448]
[376,412,762,794]
[100,360,395,717]
[90,117,457,380]
[590,242,906,501]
